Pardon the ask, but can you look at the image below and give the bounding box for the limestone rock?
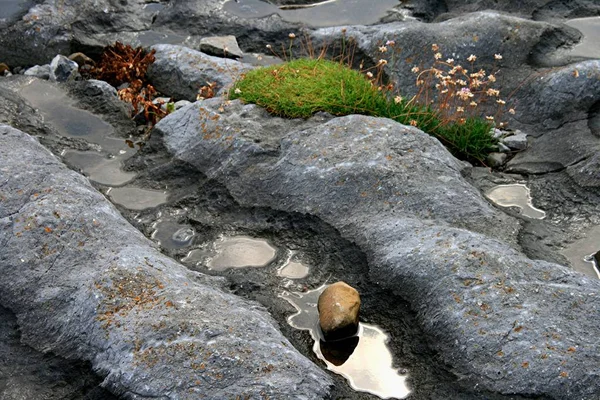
[487,152,508,168]
[155,101,600,398]
[24,65,50,80]
[502,132,528,150]
[49,55,78,82]
[0,124,333,399]
[200,35,244,59]
[147,44,253,101]
[317,282,361,341]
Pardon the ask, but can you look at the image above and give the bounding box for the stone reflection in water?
[561,225,600,279]
[280,285,411,399]
[485,184,546,219]
[151,219,195,250]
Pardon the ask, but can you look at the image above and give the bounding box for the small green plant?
[230,35,510,163]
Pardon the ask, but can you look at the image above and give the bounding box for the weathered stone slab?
[0,124,332,399]
[156,98,600,399]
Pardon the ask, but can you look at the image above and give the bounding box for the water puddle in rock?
[565,17,600,59]
[561,225,600,279]
[183,236,277,271]
[19,79,137,186]
[280,285,410,399]
[485,184,546,219]
[107,187,168,210]
[151,219,195,249]
[223,0,401,27]
[0,0,33,20]
[278,254,310,279]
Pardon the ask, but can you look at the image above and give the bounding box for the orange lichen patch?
[567,347,576,353]
[560,371,569,378]
[94,270,169,330]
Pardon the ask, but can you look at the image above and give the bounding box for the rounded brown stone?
[68,52,95,67]
[0,63,9,75]
[317,281,360,341]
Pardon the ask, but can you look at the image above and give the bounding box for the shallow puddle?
[280,285,410,399]
[107,187,169,210]
[485,184,546,219]
[151,219,195,249]
[561,225,600,279]
[565,17,600,59]
[278,255,310,279]
[63,151,137,187]
[0,0,33,20]
[19,79,137,186]
[183,236,277,271]
[223,0,401,27]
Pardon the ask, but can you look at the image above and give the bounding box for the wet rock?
[68,52,94,67]
[0,63,9,75]
[24,64,50,80]
[200,35,244,59]
[147,44,254,101]
[318,282,361,341]
[156,100,600,399]
[0,124,333,399]
[487,152,508,168]
[49,55,78,82]
[501,132,528,150]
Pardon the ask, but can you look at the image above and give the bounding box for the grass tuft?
[230,58,497,162]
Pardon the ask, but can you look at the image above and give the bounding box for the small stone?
[68,52,95,67]
[318,282,361,341]
[497,142,511,153]
[49,55,79,82]
[0,63,9,75]
[24,65,51,80]
[492,128,503,139]
[502,131,528,151]
[200,35,244,59]
[487,152,508,168]
[174,100,192,110]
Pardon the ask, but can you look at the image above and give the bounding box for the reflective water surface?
[485,184,546,219]
[280,285,410,399]
[561,225,600,279]
[223,0,402,28]
[19,79,137,186]
[565,17,600,59]
[107,187,169,210]
[183,236,278,271]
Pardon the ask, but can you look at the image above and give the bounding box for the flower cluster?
[407,44,513,127]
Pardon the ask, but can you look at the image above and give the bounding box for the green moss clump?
[230,58,497,162]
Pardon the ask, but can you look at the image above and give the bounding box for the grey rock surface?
[0,124,333,399]
[24,64,51,80]
[501,132,528,151]
[147,44,254,101]
[200,35,244,59]
[49,54,78,82]
[0,306,116,400]
[487,152,508,167]
[155,98,600,399]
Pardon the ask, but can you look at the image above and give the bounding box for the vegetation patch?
[230,54,502,163]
